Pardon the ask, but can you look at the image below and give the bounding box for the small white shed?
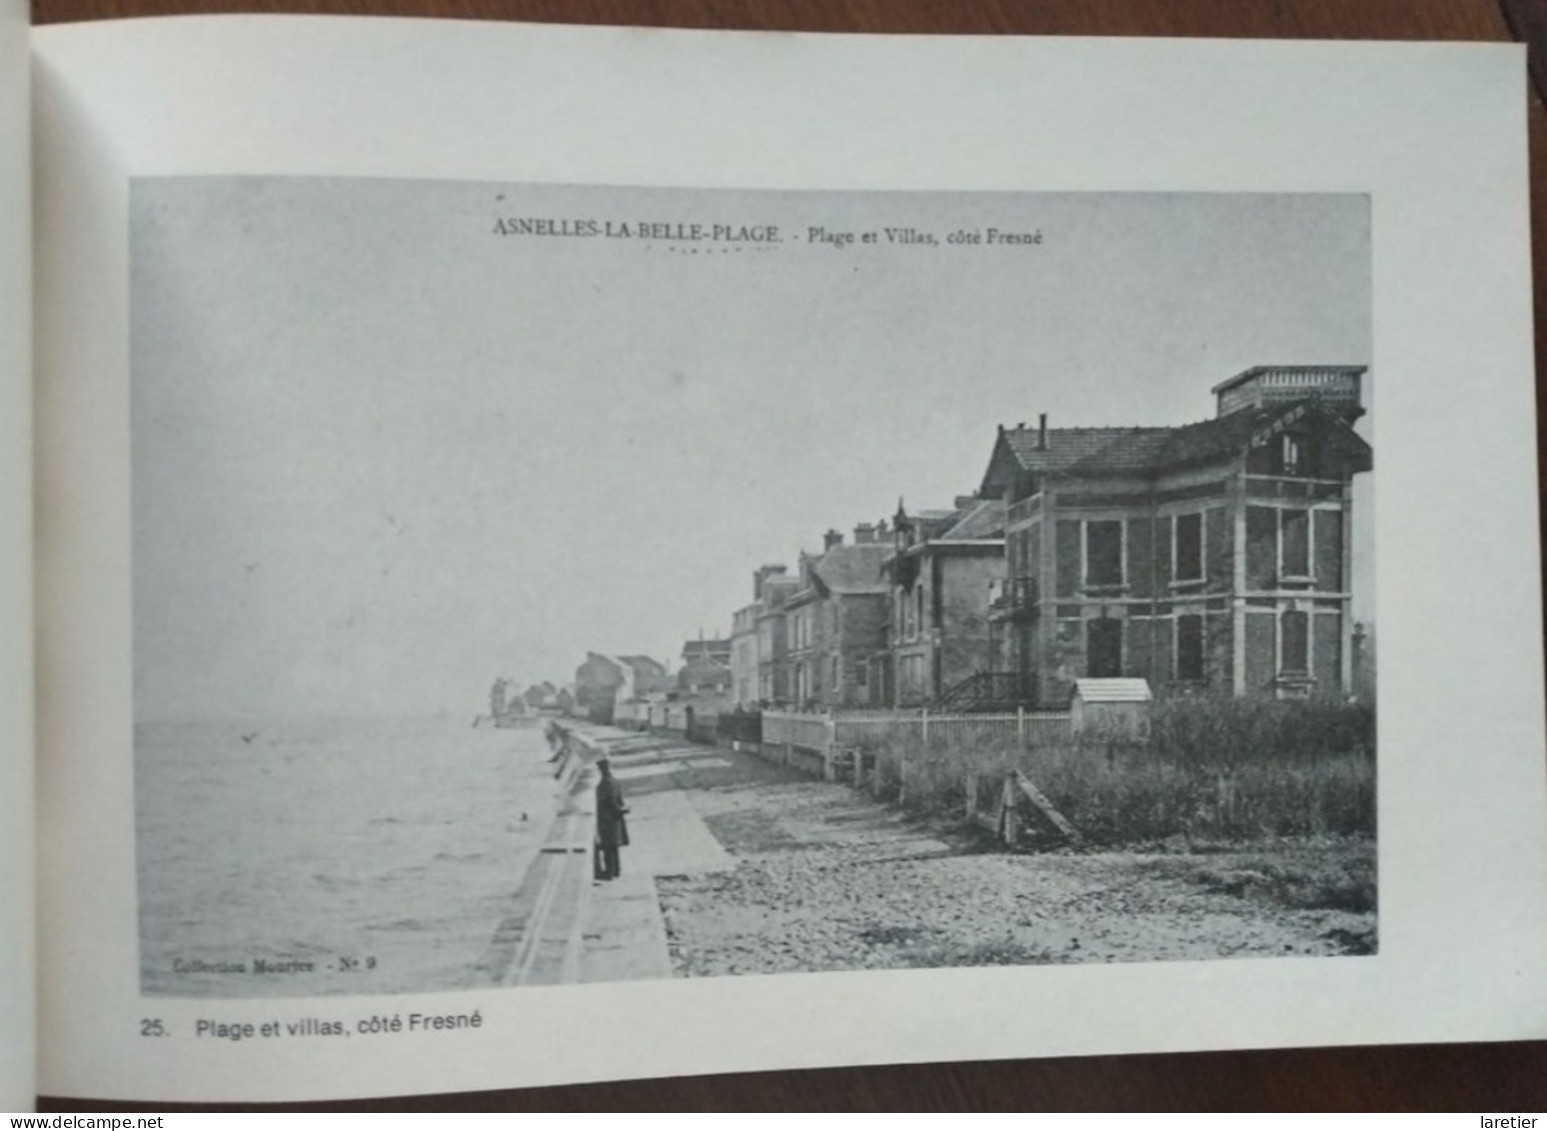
[1070,678,1153,743]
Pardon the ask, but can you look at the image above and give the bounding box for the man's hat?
[597,758,611,768]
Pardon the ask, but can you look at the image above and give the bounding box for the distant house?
[574,653,623,720]
[618,655,671,697]
[574,652,670,721]
[489,677,539,722]
[730,564,800,707]
[522,681,557,709]
[756,569,801,706]
[679,636,734,696]
[980,365,1372,707]
[785,526,890,708]
[730,604,759,706]
[489,677,511,718]
[881,497,1007,708]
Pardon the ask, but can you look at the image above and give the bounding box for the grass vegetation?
[851,697,1375,846]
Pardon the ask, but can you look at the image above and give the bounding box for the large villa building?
[693,363,1372,714]
[978,365,1371,707]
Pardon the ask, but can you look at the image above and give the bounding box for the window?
[1281,609,1309,674]
[1014,526,1038,582]
[855,659,869,690]
[1177,614,1205,680]
[1282,509,1310,579]
[1281,434,1302,476]
[1175,512,1203,582]
[1086,521,1123,587]
[1087,617,1122,678]
[914,588,924,639]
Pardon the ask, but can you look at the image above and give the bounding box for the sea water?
[135,714,558,997]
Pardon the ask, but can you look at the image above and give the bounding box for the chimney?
[854,522,876,544]
[823,528,844,551]
[1038,413,1048,450]
[753,563,788,598]
[954,494,978,510]
[875,519,890,539]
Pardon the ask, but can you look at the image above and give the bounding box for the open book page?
[0,0,33,1112]
[32,17,1547,1104]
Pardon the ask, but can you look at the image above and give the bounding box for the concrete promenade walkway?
[489,722,734,985]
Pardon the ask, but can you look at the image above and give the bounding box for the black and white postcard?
[21,17,1544,1104]
[131,182,1376,998]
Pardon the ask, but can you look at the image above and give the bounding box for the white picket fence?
[613,699,721,736]
[762,708,1071,782]
[611,700,695,731]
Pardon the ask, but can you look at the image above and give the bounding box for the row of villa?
[721,365,1373,713]
[557,643,737,727]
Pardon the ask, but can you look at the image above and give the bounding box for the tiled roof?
[813,543,889,595]
[1052,400,1371,478]
[1002,426,1162,473]
[1062,408,1281,476]
[895,507,958,544]
[939,497,1007,541]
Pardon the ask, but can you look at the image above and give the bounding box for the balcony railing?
[990,576,1038,620]
[933,672,1035,712]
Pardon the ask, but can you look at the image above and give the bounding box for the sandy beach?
[559,729,1377,978]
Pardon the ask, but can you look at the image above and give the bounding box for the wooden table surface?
[30,0,1547,1112]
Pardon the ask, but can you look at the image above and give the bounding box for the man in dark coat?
[594,758,628,881]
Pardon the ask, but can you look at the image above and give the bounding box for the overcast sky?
[131,180,1371,721]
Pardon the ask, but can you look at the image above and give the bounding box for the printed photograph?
[131,180,1374,996]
